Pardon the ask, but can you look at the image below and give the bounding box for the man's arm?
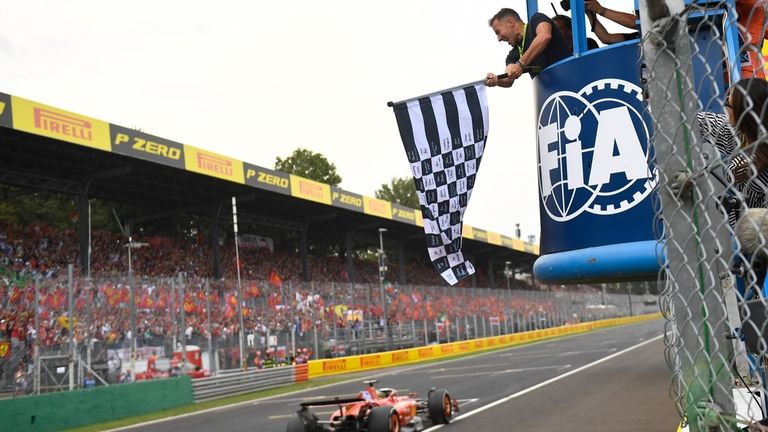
[585,0,637,30]
[518,21,552,70]
[588,12,630,44]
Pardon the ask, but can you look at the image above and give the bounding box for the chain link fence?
[639,0,768,429]
[0,267,652,398]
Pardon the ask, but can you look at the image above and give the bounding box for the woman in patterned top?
[698,78,768,217]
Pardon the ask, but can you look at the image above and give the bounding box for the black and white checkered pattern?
[392,83,488,285]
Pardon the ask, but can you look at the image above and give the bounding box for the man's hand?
[585,0,605,15]
[485,72,498,87]
[505,62,524,80]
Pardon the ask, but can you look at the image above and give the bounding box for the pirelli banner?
[307,313,661,378]
[0,92,537,255]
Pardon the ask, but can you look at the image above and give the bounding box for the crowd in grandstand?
[0,221,612,392]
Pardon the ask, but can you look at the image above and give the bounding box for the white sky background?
[0,0,634,243]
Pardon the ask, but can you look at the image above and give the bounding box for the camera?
[560,0,570,11]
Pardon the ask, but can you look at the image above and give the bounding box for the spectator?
[734,0,766,79]
[14,363,27,395]
[698,78,768,220]
[119,370,132,383]
[83,371,96,388]
[552,14,599,52]
[147,350,157,373]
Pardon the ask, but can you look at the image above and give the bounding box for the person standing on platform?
[485,8,570,87]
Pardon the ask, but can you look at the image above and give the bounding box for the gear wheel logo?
[537,78,657,222]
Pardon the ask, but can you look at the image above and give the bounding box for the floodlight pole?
[504,261,513,290]
[378,228,389,352]
[232,197,246,370]
[126,236,147,381]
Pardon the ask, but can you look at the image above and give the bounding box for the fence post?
[179,274,187,374]
[639,0,737,427]
[34,277,40,394]
[68,264,75,391]
[205,279,215,375]
[289,281,296,361]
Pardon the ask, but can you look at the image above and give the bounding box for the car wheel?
[428,389,453,424]
[286,412,316,432]
[368,406,400,432]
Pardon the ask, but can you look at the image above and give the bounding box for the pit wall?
[0,376,193,432]
[308,313,661,378]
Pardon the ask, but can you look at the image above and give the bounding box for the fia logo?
[537,78,658,222]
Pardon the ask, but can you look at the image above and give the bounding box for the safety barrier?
[0,376,192,432]
[191,364,308,402]
[308,313,661,378]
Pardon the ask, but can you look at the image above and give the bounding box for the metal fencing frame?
[638,0,768,429]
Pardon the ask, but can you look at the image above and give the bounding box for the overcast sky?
[0,0,633,243]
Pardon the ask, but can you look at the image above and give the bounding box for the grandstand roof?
[0,91,537,273]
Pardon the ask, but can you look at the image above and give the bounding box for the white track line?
[423,334,663,431]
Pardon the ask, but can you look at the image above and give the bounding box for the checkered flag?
[390,82,488,285]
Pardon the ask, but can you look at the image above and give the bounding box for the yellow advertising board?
[363,196,392,219]
[306,313,661,379]
[415,210,424,227]
[391,204,418,225]
[183,145,244,184]
[462,224,474,240]
[11,96,111,151]
[290,175,332,205]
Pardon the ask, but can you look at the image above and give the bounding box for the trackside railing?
[191,364,307,402]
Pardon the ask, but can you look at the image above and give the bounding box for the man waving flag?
[390,82,489,285]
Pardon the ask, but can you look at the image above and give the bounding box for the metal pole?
[179,275,187,374]
[232,197,246,370]
[312,282,319,359]
[127,238,137,381]
[34,279,40,394]
[68,264,75,390]
[205,279,215,375]
[601,283,606,306]
[331,282,337,355]
[362,283,369,354]
[378,228,389,351]
[85,279,91,369]
[289,281,296,361]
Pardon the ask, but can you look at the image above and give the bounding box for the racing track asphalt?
[115,319,678,432]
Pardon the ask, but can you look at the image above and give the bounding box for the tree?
[375,177,419,209]
[274,148,342,186]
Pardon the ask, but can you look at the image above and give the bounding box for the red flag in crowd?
[138,293,153,309]
[183,296,196,314]
[247,283,260,298]
[269,270,282,289]
[155,294,167,310]
[8,287,21,305]
[267,293,280,310]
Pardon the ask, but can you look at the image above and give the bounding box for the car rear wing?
[299,396,362,408]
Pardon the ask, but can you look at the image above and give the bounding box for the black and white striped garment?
[391,83,488,286]
[697,111,768,224]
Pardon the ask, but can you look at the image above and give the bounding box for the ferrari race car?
[286,379,458,432]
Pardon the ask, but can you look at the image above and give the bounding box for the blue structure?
[530,0,739,284]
